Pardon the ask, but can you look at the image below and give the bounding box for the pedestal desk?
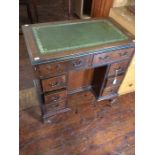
[22,18,134,123]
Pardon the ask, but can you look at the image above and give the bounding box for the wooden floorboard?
[19,87,38,110]
[20,91,135,155]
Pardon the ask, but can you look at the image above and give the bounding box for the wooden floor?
[20,91,135,155]
[20,1,134,154]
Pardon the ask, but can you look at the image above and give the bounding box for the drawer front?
[102,86,119,96]
[93,48,134,66]
[44,90,67,105]
[42,75,66,92]
[68,55,92,70]
[108,60,130,77]
[37,61,67,77]
[37,55,92,77]
[105,75,124,88]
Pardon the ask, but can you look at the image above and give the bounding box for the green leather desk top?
[32,19,129,54]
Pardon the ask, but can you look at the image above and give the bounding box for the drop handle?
[49,81,59,87]
[115,67,123,75]
[55,64,62,70]
[99,55,110,60]
[112,78,117,85]
[51,96,60,102]
[47,64,62,70]
[50,102,59,108]
[73,60,83,67]
[119,51,128,57]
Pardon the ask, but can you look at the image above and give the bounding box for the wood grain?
[41,75,67,92]
[68,68,94,91]
[20,91,135,155]
[91,0,114,17]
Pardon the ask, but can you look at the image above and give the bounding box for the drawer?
[68,55,92,70]
[102,86,119,97]
[93,48,134,66]
[37,55,92,77]
[105,75,124,88]
[44,90,67,105]
[41,75,66,92]
[44,90,67,113]
[108,60,130,77]
[37,61,67,77]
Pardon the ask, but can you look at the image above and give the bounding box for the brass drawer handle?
[119,51,128,57]
[112,78,117,85]
[51,96,60,102]
[115,67,123,75]
[99,55,110,60]
[116,68,122,73]
[73,60,83,67]
[50,102,59,108]
[46,64,62,71]
[49,81,59,87]
[55,64,62,70]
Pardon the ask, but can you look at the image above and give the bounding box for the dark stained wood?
[105,74,124,88]
[20,91,135,155]
[93,51,113,66]
[68,68,94,92]
[22,19,135,121]
[108,60,130,77]
[37,55,93,78]
[44,89,67,104]
[67,55,93,70]
[92,47,134,67]
[102,85,119,97]
[41,75,67,92]
[37,61,67,78]
[22,18,134,65]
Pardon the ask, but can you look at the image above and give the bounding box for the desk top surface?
[31,19,129,54]
[23,19,134,64]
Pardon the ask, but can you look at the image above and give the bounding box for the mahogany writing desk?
[22,18,134,123]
